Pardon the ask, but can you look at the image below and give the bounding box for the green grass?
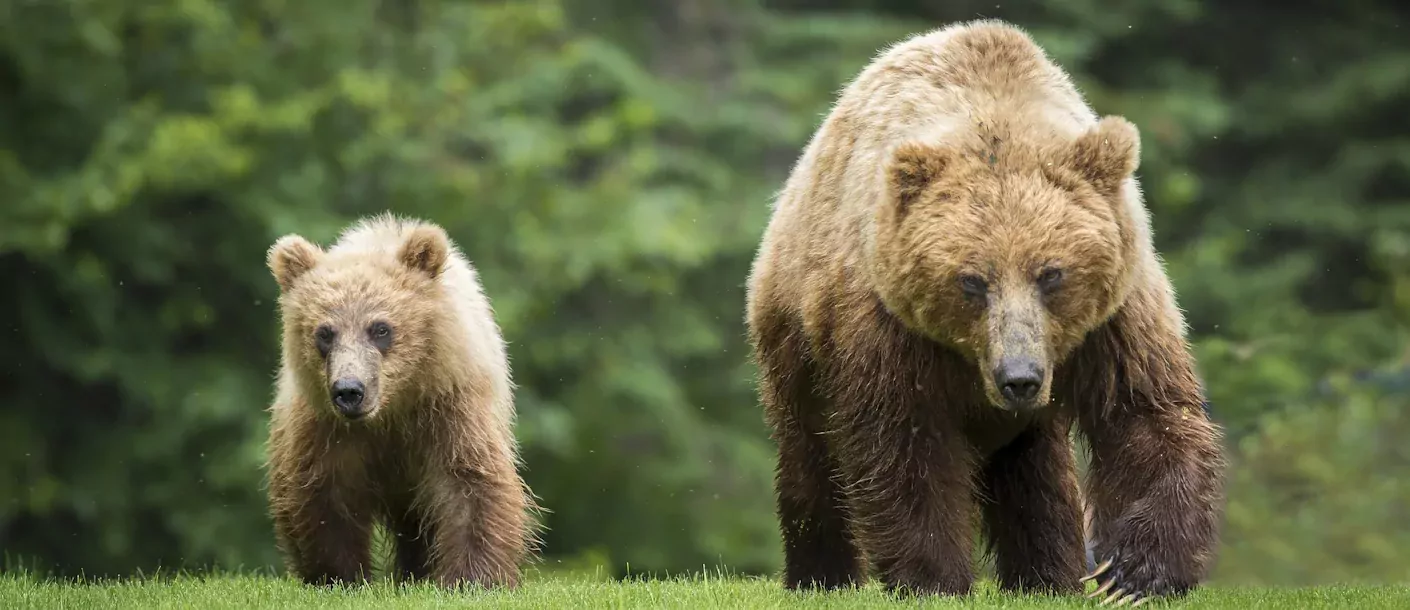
[2,571,1406,609]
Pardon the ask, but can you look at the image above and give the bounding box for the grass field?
[3,571,1407,610]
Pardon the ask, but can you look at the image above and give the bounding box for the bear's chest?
[963,407,1040,458]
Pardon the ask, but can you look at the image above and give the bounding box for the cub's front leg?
[419,420,534,590]
[267,415,376,586]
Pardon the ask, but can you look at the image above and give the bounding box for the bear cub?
[264,214,535,588]
[745,19,1225,605]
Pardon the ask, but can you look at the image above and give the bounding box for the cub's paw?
[1081,552,1195,607]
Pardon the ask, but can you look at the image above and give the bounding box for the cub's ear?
[398,224,450,278]
[1068,116,1140,195]
[267,235,323,291]
[886,141,953,217]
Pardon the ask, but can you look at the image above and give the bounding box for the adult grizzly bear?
[265,214,535,588]
[744,20,1225,605]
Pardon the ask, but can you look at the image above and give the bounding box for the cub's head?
[267,222,452,421]
[874,116,1142,411]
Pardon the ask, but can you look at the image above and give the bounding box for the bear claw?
[1089,575,1154,607]
[1097,588,1126,605]
[1084,552,1185,607]
[1081,558,1113,583]
[1101,589,1147,607]
[1086,578,1116,598]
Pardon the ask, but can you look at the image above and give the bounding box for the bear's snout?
[993,357,1044,410]
[330,377,368,419]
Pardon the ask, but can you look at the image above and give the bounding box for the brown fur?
[745,20,1225,600]
[264,214,537,589]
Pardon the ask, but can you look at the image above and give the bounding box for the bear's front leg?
[267,413,376,587]
[422,456,531,590]
[823,308,979,596]
[752,308,865,591]
[1069,292,1226,606]
[977,415,1086,594]
[834,403,978,596]
[1080,405,1223,606]
[268,462,376,585]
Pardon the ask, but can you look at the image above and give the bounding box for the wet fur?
[746,20,1224,599]
[264,215,538,588]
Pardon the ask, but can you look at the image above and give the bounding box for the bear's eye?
[959,274,988,300]
[368,321,394,353]
[1038,268,1064,291]
[314,324,337,358]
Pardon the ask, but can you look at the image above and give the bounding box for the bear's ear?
[1068,116,1141,196]
[398,224,450,278]
[267,235,323,291]
[886,141,953,217]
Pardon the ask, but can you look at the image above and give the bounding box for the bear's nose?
[994,358,1043,406]
[330,377,367,417]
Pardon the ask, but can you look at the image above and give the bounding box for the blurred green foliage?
[1,0,1406,585]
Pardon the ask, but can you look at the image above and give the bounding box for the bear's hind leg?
[754,313,864,590]
[977,417,1085,595]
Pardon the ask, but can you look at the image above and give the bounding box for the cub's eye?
[368,321,394,352]
[959,274,988,299]
[314,325,336,357]
[1038,268,1064,291]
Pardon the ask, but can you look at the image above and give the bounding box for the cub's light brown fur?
[745,19,1225,601]
[265,214,536,588]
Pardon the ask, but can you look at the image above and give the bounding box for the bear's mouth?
[984,380,1051,411]
[331,397,380,421]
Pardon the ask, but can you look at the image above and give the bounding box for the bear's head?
[267,223,452,422]
[874,116,1141,411]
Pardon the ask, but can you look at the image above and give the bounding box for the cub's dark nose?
[330,377,367,418]
[994,358,1043,408]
